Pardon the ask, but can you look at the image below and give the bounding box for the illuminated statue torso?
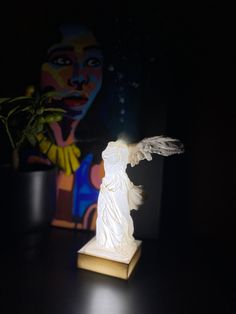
[96,140,142,252]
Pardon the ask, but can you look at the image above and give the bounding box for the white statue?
[95,135,184,256]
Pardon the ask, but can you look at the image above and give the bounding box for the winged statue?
[95,135,184,254]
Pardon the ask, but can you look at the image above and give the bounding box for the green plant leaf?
[0,98,11,104]
[7,105,21,118]
[8,96,32,103]
[21,105,34,112]
[26,133,37,146]
[41,91,63,100]
[43,107,65,113]
[33,123,44,134]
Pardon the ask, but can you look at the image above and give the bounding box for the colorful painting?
[25,24,106,230]
[22,18,160,231]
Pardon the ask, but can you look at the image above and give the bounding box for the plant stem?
[16,113,37,149]
[12,149,19,170]
[5,121,16,149]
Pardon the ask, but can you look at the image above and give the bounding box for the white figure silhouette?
[96,136,184,255]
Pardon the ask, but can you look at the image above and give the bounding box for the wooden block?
[77,237,142,280]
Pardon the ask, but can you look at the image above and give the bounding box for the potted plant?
[0,93,64,249]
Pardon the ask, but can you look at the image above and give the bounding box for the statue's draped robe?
[96,140,142,250]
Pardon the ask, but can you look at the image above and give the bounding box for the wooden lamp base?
[77,237,142,280]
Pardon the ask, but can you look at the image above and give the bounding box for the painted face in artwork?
[41,25,103,120]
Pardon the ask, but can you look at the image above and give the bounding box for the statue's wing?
[128,135,184,167]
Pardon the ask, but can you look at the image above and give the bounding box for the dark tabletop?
[0,227,235,314]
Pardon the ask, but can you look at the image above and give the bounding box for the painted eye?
[85,58,102,68]
[51,57,72,66]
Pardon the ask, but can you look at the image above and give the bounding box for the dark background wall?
[0,3,234,245]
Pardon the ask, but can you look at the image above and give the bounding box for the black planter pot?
[0,164,57,249]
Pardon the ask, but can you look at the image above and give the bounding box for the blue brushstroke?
[72,154,99,219]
